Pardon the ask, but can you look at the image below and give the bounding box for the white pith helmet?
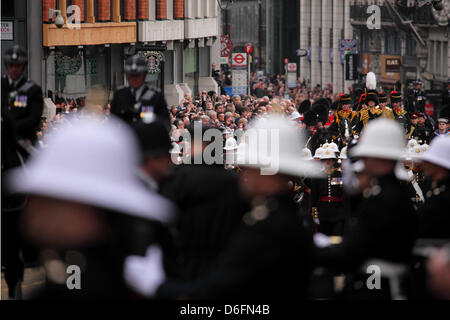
[350,119,406,160]
[236,114,323,177]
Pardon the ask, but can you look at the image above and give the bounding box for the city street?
[1,0,450,303]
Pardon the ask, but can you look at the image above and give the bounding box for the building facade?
[350,0,450,105]
[1,0,221,107]
[298,0,355,94]
[221,0,299,76]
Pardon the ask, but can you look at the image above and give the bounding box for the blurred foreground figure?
[125,115,323,299]
[7,116,174,299]
[427,245,450,299]
[159,124,249,281]
[316,119,417,299]
[416,136,450,238]
[2,45,44,299]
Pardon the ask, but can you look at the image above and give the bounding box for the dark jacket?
[417,177,450,238]
[110,85,170,126]
[157,193,314,300]
[1,75,43,142]
[160,164,249,281]
[317,173,417,272]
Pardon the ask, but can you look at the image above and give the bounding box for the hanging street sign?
[221,35,233,57]
[296,48,308,57]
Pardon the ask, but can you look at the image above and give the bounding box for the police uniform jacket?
[110,85,170,125]
[1,75,43,142]
[157,193,314,299]
[406,89,426,114]
[316,173,417,272]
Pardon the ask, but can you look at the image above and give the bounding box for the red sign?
[284,58,289,64]
[287,63,297,72]
[232,53,248,67]
[245,43,253,55]
[425,104,434,117]
[221,35,233,57]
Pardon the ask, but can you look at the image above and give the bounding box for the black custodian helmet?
[4,45,28,65]
[124,54,148,75]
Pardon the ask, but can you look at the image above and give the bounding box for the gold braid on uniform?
[359,109,370,126]
[393,107,407,117]
[407,126,415,139]
[359,107,381,126]
[311,207,319,222]
[381,107,395,119]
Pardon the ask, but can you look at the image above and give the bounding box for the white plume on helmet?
[366,72,377,90]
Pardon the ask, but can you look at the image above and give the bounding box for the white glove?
[124,245,166,298]
[314,233,332,248]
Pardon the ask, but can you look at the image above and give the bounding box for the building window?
[442,41,448,77]
[122,0,136,20]
[184,47,198,92]
[69,0,86,22]
[138,0,149,20]
[406,37,416,56]
[435,41,441,75]
[384,33,401,55]
[174,0,184,19]
[199,46,210,77]
[46,46,110,100]
[156,0,167,19]
[97,0,112,22]
[164,50,174,84]
[175,42,184,83]
[42,0,57,22]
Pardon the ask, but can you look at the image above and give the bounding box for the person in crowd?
[416,136,450,238]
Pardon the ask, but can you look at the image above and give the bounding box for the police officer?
[1,45,44,149]
[407,79,426,114]
[111,54,170,127]
[1,45,43,299]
